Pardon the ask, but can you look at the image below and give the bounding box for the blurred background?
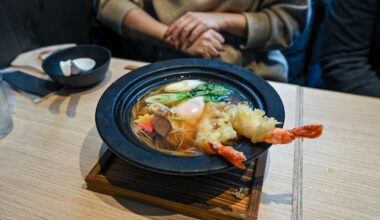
[0,0,329,87]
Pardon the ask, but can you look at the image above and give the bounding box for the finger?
[165,23,176,37]
[212,31,225,44]
[166,16,185,37]
[171,18,192,42]
[180,20,199,44]
[181,39,192,50]
[165,17,184,38]
[188,23,208,43]
[207,45,220,57]
[183,40,191,49]
[196,48,208,59]
[174,40,181,49]
[202,52,211,59]
[199,43,218,59]
[183,43,196,55]
[210,37,224,52]
[180,40,190,51]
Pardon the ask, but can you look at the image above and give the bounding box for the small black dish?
[42,45,111,88]
[96,58,285,176]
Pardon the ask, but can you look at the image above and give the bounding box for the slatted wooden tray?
[85,149,267,220]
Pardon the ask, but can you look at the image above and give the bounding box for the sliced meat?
[152,115,172,137]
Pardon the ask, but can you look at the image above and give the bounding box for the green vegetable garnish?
[144,92,189,105]
[190,83,230,102]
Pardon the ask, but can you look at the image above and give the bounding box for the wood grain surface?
[257,82,298,220]
[0,59,297,220]
[1,58,379,220]
[302,88,380,220]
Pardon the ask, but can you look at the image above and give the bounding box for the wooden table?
[1,58,379,220]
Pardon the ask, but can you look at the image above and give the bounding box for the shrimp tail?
[264,124,323,144]
[290,125,323,139]
[210,142,247,169]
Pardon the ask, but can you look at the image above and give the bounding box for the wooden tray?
[85,149,267,220]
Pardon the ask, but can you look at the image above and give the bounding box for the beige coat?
[96,0,309,82]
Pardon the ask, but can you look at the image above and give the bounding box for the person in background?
[321,0,380,97]
[96,0,309,82]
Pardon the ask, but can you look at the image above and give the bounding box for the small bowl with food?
[42,45,111,88]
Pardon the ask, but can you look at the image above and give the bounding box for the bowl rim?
[95,58,285,176]
[42,44,111,80]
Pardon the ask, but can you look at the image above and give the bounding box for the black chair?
[0,0,123,68]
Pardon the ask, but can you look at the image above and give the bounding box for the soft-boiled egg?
[170,96,205,126]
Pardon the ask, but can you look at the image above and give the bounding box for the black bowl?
[96,58,285,176]
[42,45,111,88]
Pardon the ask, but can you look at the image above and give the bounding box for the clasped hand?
[164,12,225,59]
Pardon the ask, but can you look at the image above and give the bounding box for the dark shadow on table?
[261,192,292,205]
[48,70,112,118]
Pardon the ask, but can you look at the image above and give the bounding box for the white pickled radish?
[72,58,96,72]
[171,96,205,125]
[164,80,204,92]
[59,60,72,77]
[59,58,96,77]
